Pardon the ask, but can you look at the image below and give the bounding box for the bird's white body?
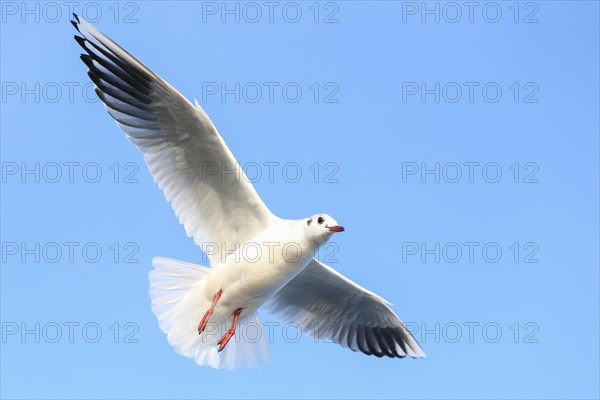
[149,217,333,369]
[203,218,316,321]
[73,14,425,370]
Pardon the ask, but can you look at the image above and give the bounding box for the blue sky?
[1,1,599,399]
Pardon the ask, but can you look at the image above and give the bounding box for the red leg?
[217,308,242,352]
[198,289,222,334]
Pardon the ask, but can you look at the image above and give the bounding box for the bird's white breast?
[203,219,316,317]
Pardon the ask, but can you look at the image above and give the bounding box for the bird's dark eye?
[307,218,312,225]
[317,217,325,225]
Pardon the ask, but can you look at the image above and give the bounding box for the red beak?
[327,225,345,232]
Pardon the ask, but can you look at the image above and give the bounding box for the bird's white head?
[304,213,345,245]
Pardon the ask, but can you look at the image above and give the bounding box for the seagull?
[72,14,425,369]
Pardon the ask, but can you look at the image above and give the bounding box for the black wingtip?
[80,54,94,70]
[71,15,81,32]
[74,35,87,50]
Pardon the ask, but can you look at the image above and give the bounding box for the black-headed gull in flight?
[72,14,425,369]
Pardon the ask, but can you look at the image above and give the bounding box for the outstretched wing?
[72,15,272,266]
[267,259,425,358]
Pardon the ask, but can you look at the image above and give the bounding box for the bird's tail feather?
[149,257,269,369]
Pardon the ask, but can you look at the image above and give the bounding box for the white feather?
[149,257,269,369]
